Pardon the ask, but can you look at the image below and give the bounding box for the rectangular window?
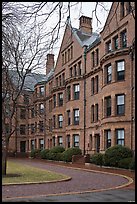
[58,93,63,106]
[39,86,45,97]
[105,129,111,148]
[53,115,56,128]
[68,49,70,61]
[95,104,99,121]
[70,67,73,77]
[67,110,71,126]
[116,94,125,115]
[31,140,35,150]
[49,119,52,132]
[56,77,58,87]
[59,75,61,86]
[116,60,125,81]
[58,136,63,146]
[73,134,79,147]
[31,124,35,134]
[92,51,95,67]
[78,61,82,75]
[74,64,77,76]
[74,109,79,125]
[39,121,44,132]
[116,129,125,146]
[39,103,44,114]
[105,96,111,117]
[96,48,99,66]
[20,108,26,119]
[67,86,71,101]
[74,84,80,100]
[95,75,99,93]
[120,2,125,18]
[106,64,112,83]
[66,135,70,148]
[62,73,65,85]
[121,30,127,48]
[113,35,118,50]
[20,125,26,135]
[71,46,73,59]
[106,40,111,53]
[58,114,63,128]
[53,136,55,147]
[91,78,94,95]
[91,105,94,122]
[39,139,44,150]
[53,94,56,108]
[49,100,52,112]
[62,53,64,65]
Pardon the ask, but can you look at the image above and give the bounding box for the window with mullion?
[105,129,111,148]
[116,94,125,115]
[74,84,80,100]
[106,96,111,117]
[67,110,71,126]
[73,134,79,147]
[58,93,63,106]
[116,129,125,146]
[58,136,63,146]
[121,30,127,48]
[73,109,79,125]
[58,114,63,128]
[117,60,125,81]
[67,86,71,101]
[106,64,112,84]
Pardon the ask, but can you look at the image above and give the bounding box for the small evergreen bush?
[118,157,133,169]
[49,146,65,153]
[30,149,41,158]
[90,153,104,166]
[104,145,133,167]
[40,149,50,159]
[62,147,82,162]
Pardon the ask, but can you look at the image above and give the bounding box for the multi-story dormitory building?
[7,2,135,156]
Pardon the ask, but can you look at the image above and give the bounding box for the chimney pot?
[79,16,92,34]
[46,54,54,75]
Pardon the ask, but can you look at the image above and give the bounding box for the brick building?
[6,2,135,155]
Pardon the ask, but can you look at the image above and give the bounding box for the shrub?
[30,149,41,158]
[129,157,135,170]
[104,145,133,167]
[90,153,104,166]
[118,157,133,169]
[49,146,65,153]
[40,149,50,159]
[62,147,82,162]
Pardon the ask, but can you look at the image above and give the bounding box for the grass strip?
[2,160,70,184]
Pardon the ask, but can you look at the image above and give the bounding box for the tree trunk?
[2,143,7,176]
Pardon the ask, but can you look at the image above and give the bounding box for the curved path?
[2,158,133,201]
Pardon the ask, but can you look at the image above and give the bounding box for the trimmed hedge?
[49,146,65,153]
[30,149,41,158]
[103,145,133,167]
[62,147,82,162]
[118,157,133,169]
[40,149,50,159]
[90,153,104,166]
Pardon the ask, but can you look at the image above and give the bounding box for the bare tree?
[2,2,112,175]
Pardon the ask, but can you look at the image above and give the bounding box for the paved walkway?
[2,158,135,202]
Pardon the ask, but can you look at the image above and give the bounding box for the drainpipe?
[83,45,87,155]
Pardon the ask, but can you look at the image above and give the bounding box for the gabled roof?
[73,27,100,47]
[8,69,54,91]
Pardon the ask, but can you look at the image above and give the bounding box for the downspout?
[83,45,87,155]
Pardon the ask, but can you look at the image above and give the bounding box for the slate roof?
[72,27,100,48]
[8,68,54,92]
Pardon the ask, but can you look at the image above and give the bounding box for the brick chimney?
[46,54,54,75]
[79,16,92,34]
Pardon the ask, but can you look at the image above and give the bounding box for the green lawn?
[2,160,70,185]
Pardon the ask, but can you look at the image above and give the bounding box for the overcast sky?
[50,2,112,67]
